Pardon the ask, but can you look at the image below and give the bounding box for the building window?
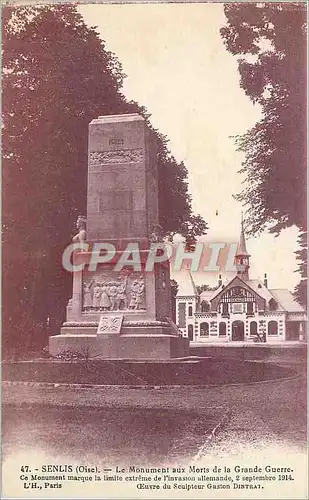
[178,303,186,328]
[188,324,194,341]
[232,303,244,314]
[268,320,278,335]
[222,303,229,315]
[250,321,258,336]
[219,322,226,336]
[269,299,278,311]
[247,302,254,315]
[200,322,209,337]
[188,305,193,317]
[201,300,210,312]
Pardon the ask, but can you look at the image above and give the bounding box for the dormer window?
[269,298,278,311]
[201,300,210,313]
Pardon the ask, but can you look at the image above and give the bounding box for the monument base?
[49,331,189,360]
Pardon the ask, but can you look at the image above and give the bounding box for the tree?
[2,5,207,353]
[154,129,208,243]
[294,231,307,306]
[3,5,126,354]
[196,284,219,295]
[221,2,307,305]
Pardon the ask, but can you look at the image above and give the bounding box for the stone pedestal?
[49,333,189,360]
[49,114,189,360]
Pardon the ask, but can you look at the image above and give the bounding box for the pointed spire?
[188,269,198,296]
[176,268,198,297]
[237,212,250,257]
[235,212,250,280]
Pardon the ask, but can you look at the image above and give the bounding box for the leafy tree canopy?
[2,5,207,352]
[196,284,219,295]
[221,2,306,235]
[221,2,307,306]
[294,230,307,306]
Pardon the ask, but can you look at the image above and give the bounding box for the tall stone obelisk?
[49,114,189,359]
[87,114,157,249]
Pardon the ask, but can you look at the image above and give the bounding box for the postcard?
[2,1,307,499]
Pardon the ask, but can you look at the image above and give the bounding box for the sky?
[80,3,300,291]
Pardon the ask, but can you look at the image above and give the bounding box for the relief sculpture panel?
[82,271,146,312]
[89,149,144,166]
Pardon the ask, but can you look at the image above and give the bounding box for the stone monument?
[49,114,189,359]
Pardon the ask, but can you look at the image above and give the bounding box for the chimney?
[218,274,222,287]
[264,273,268,288]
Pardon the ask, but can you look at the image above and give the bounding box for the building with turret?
[176,219,307,343]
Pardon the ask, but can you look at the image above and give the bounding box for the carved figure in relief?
[100,283,111,310]
[129,280,145,310]
[135,282,145,310]
[92,283,102,308]
[72,215,87,246]
[108,283,118,310]
[83,280,94,308]
[116,276,128,310]
[129,281,138,309]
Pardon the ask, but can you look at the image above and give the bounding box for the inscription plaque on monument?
[97,315,123,335]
